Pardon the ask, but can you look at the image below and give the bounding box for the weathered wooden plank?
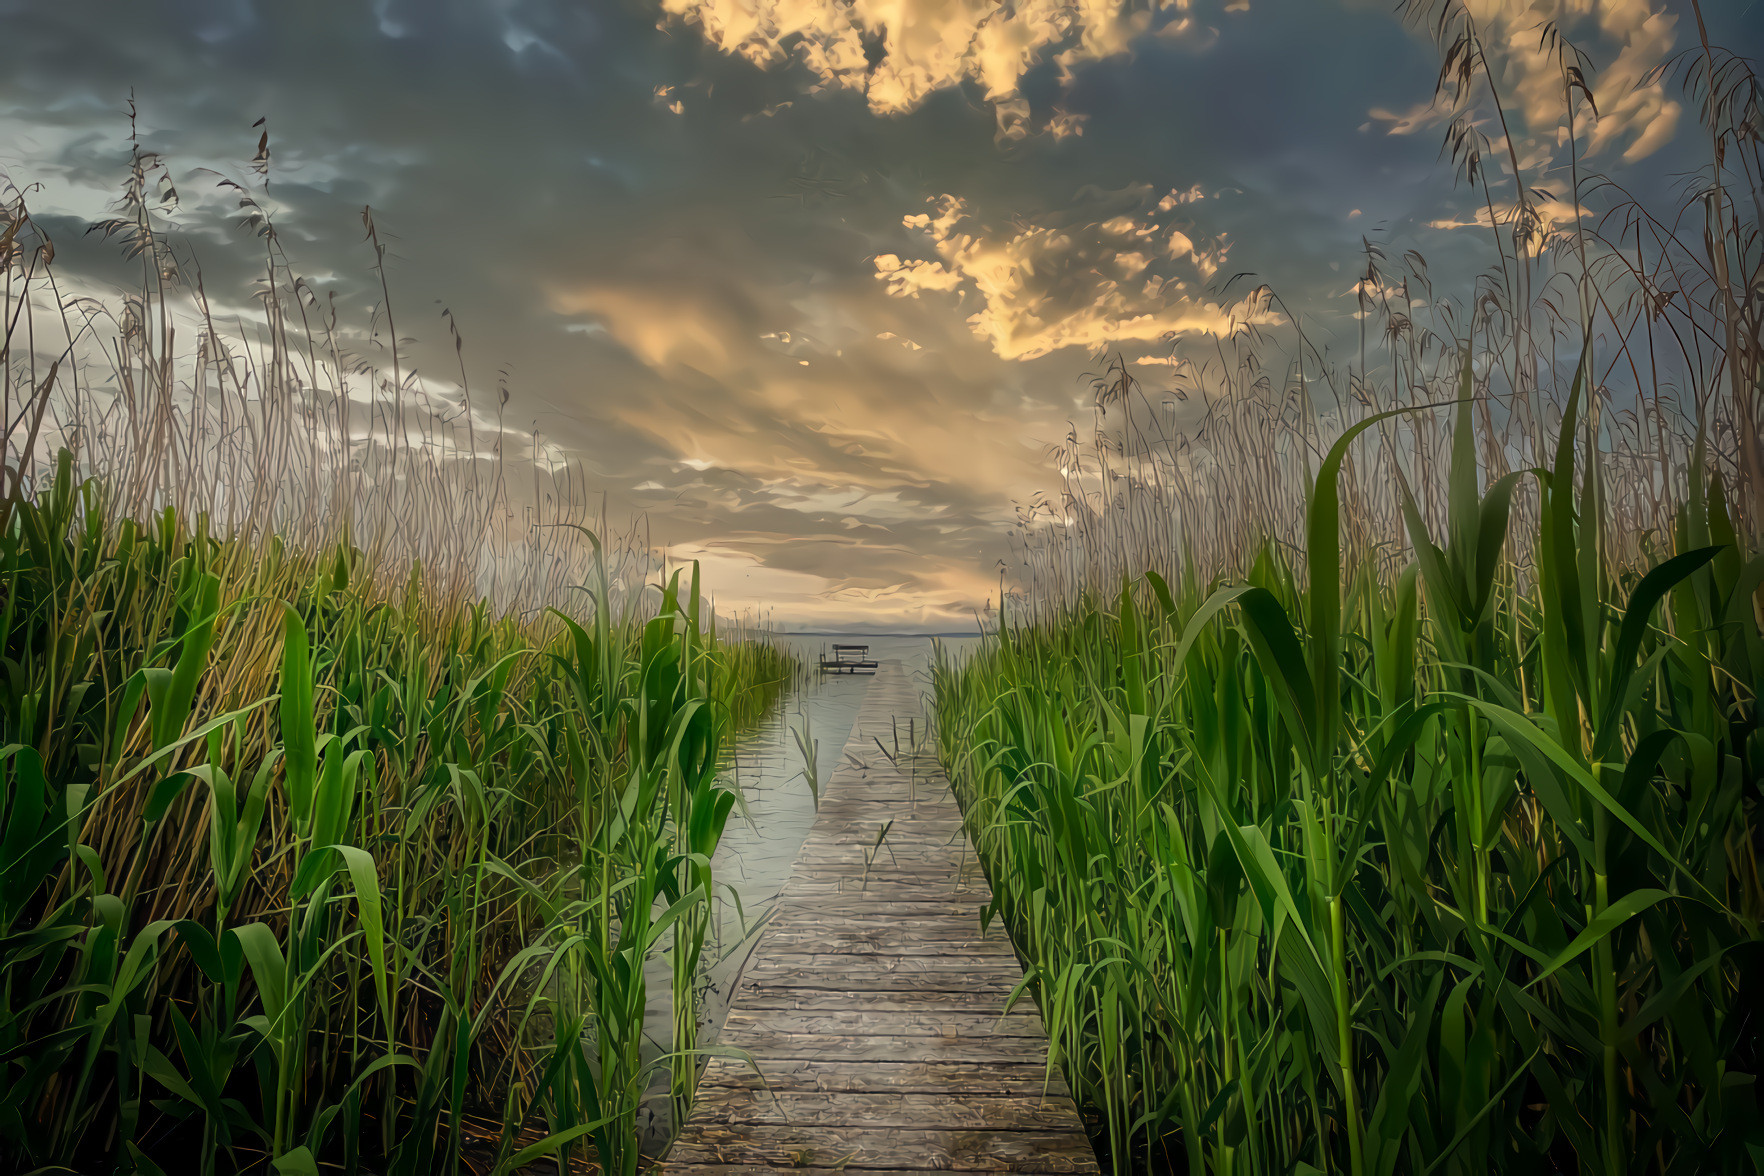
[765,909,998,927]
[667,1125,1095,1172]
[787,834,969,847]
[777,880,982,894]
[781,861,982,878]
[808,799,958,812]
[723,1010,1047,1038]
[793,826,966,836]
[779,872,987,886]
[791,849,972,863]
[812,793,959,803]
[756,930,1015,955]
[780,859,978,875]
[786,837,971,851]
[660,1168,975,1176]
[766,910,1002,932]
[695,1058,1072,1098]
[687,1090,1084,1130]
[809,818,970,834]
[777,877,989,895]
[791,844,970,859]
[780,863,982,876]
[772,891,990,907]
[741,954,1020,972]
[738,988,1039,1013]
[779,863,982,876]
[781,863,977,879]
[715,1030,1052,1063]
[769,898,992,917]
[695,1067,1072,1106]
[736,966,1020,993]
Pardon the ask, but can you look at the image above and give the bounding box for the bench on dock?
[818,643,878,674]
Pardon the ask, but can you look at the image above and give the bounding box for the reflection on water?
[636,633,979,1149]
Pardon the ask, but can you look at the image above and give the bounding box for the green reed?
[935,371,1763,1173]
[0,134,799,1173]
[937,20,1762,1171]
[0,455,793,1175]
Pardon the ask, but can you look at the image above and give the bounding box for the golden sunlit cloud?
[1478,0,1679,161]
[1373,0,1679,163]
[548,281,748,373]
[875,185,1273,361]
[656,0,1230,122]
[1425,196,1590,249]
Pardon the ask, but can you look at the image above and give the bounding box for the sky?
[1,0,1757,631]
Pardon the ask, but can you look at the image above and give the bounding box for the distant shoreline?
[772,630,985,639]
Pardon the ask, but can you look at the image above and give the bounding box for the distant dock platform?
[818,644,878,674]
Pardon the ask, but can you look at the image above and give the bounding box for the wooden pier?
[818,644,879,675]
[666,662,1098,1174]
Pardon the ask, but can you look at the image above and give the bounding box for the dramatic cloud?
[0,0,1740,629]
[1484,0,1680,161]
[656,0,1234,122]
[1374,0,1681,163]
[875,184,1268,360]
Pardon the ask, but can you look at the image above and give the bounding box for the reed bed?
[935,13,1763,1174]
[1,138,796,1174]
[939,397,1761,1172]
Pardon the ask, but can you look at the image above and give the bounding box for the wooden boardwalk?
[666,662,1098,1175]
